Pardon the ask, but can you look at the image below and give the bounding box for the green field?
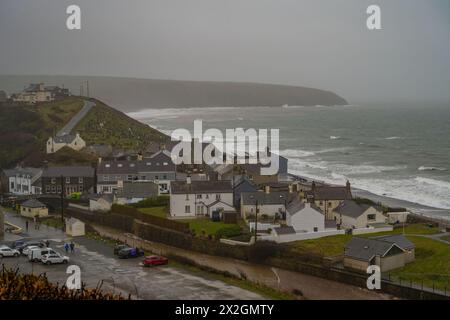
[137,206,167,218]
[74,99,168,151]
[390,236,450,291]
[288,223,442,257]
[180,218,240,238]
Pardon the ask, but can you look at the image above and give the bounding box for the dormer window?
[130,164,135,167]
[118,164,123,168]
[146,162,151,166]
[163,162,168,166]
[105,164,110,168]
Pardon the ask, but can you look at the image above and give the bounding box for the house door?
[196,205,204,215]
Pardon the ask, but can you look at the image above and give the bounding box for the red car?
[142,255,169,267]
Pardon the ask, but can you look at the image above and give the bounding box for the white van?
[28,247,58,262]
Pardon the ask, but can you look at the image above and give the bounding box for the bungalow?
[1,167,42,195]
[46,133,86,154]
[20,199,48,218]
[304,181,352,220]
[344,235,415,272]
[240,186,295,220]
[169,178,234,218]
[333,200,387,230]
[115,181,159,205]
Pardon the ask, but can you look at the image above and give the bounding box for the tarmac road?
[57,100,95,136]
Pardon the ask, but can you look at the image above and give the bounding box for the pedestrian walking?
[25,220,29,232]
[45,240,50,247]
[70,241,75,253]
[64,242,69,253]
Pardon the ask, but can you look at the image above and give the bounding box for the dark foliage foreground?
[0,265,127,300]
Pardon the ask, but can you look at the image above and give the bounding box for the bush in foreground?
[0,266,126,300]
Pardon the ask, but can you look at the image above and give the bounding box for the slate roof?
[21,199,46,208]
[241,191,294,205]
[372,234,415,250]
[42,166,95,178]
[170,180,232,194]
[116,182,159,199]
[53,134,77,144]
[3,167,42,178]
[344,237,403,262]
[97,160,139,174]
[306,186,351,200]
[274,226,296,235]
[286,199,323,216]
[333,200,378,218]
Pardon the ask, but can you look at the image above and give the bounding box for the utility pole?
[60,175,65,225]
[86,80,90,98]
[254,200,258,243]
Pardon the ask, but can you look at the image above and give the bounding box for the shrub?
[0,266,125,300]
[215,225,242,240]
[247,241,280,263]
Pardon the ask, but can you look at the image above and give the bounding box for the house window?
[215,194,221,200]
[162,175,167,179]
[103,175,109,181]
[141,176,146,180]
[79,185,83,192]
[155,175,159,180]
[51,178,56,184]
[127,175,133,181]
[10,182,14,190]
[185,205,191,213]
[51,185,56,192]
[205,194,209,199]
[79,177,83,184]
[368,214,376,221]
[57,185,61,193]
[314,227,318,232]
[196,194,202,199]
[328,202,332,207]
[66,177,70,184]
[46,185,50,193]
[185,194,190,200]
[319,201,323,206]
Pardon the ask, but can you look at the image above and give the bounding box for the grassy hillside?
[74,99,168,151]
[0,97,168,168]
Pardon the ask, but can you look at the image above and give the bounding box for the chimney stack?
[186,175,191,185]
[98,157,102,164]
[265,185,270,194]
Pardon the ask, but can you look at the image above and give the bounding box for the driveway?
[57,100,95,136]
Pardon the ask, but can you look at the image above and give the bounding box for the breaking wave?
[418,166,447,171]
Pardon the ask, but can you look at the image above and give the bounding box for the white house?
[47,133,86,154]
[333,200,389,231]
[386,211,410,224]
[169,178,234,218]
[240,186,295,220]
[286,200,325,233]
[2,167,42,195]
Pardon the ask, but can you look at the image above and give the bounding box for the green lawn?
[180,218,240,237]
[390,236,450,291]
[137,206,167,218]
[288,224,441,257]
[440,235,450,242]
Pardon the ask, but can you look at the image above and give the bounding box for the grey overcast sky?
[1,0,450,104]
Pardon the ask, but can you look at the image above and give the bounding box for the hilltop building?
[46,133,86,154]
[12,83,70,104]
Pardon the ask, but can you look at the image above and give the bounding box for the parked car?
[16,241,45,253]
[118,247,144,259]
[0,246,20,258]
[41,253,69,265]
[142,255,169,267]
[28,247,58,262]
[22,245,40,256]
[114,244,130,255]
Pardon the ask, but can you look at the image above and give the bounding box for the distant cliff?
[0,76,348,112]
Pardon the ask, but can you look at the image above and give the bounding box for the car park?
[142,255,169,267]
[0,246,20,258]
[118,247,144,259]
[28,247,58,262]
[16,241,45,254]
[41,253,69,265]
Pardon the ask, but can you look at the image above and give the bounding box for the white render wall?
[241,203,285,219]
[170,192,233,217]
[287,203,325,232]
[261,229,345,243]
